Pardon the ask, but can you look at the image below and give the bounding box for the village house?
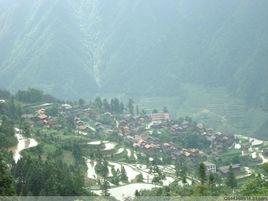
[37,111,48,124]
[163,143,171,148]
[35,108,49,124]
[204,161,217,174]
[83,108,93,116]
[37,108,46,115]
[76,123,96,133]
[251,139,263,147]
[171,124,183,132]
[201,131,207,136]
[241,144,250,155]
[182,121,189,129]
[61,103,72,110]
[263,148,268,157]
[218,164,241,177]
[95,122,104,130]
[181,148,204,158]
[21,114,35,120]
[171,150,182,160]
[132,137,147,148]
[197,123,204,130]
[74,116,81,123]
[150,122,164,129]
[205,131,235,154]
[151,113,170,122]
[104,112,112,116]
[143,143,159,150]
[47,117,61,129]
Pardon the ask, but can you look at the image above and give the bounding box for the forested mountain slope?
[0,0,267,98]
[0,0,268,137]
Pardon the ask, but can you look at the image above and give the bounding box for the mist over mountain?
[0,0,268,136]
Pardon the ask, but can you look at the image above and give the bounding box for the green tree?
[100,179,110,196]
[46,104,59,116]
[262,163,268,175]
[135,190,140,196]
[111,98,121,114]
[135,174,144,183]
[199,163,206,185]
[111,167,120,185]
[0,89,11,99]
[119,102,125,114]
[0,116,16,148]
[174,164,187,186]
[20,121,31,137]
[226,165,237,189]
[127,99,134,115]
[0,116,15,136]
[208,174,215,186]
[7,97,19,120]
[136,105,140,115]
[181,165,187,185]
[103,99,110,112]
[78,98,85,108]
[120,166,128,182]
[0,157,15,195]
[163,106,168,113]
[239,174,268,196]
[12,156,87,196]
[152,109,158,114]
[95,160,109,179]
[183,133,210,149]
[16,88,44,103]
[94,97,103,110]
[141,109,147,116]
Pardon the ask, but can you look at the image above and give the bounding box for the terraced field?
[137,84,268,138]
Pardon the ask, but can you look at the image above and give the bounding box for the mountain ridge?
[0,1,267,124]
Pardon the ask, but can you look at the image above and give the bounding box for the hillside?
[0,0,267,97]
[1,89,268,198]
[0,0,268,137]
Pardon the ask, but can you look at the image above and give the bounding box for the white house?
[204,161,217,174]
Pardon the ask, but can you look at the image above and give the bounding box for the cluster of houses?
[19,103,257,178]
[181,148,205,158]
[204,161,241,177]
[74,116,96,134]
[21,104,68,129]
[203,129,235,155]
[115,113,211,161]
[21,108,49,127]
[115,112,234,162]
[233,135,267,163]
[20,102,97,130]
[37,108,48,124]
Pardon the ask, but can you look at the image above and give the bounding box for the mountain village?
[3,97,267,200]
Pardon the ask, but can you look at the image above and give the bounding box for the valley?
[1,0,268,199]
[1,0,268,140]
[1,89,268,199]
